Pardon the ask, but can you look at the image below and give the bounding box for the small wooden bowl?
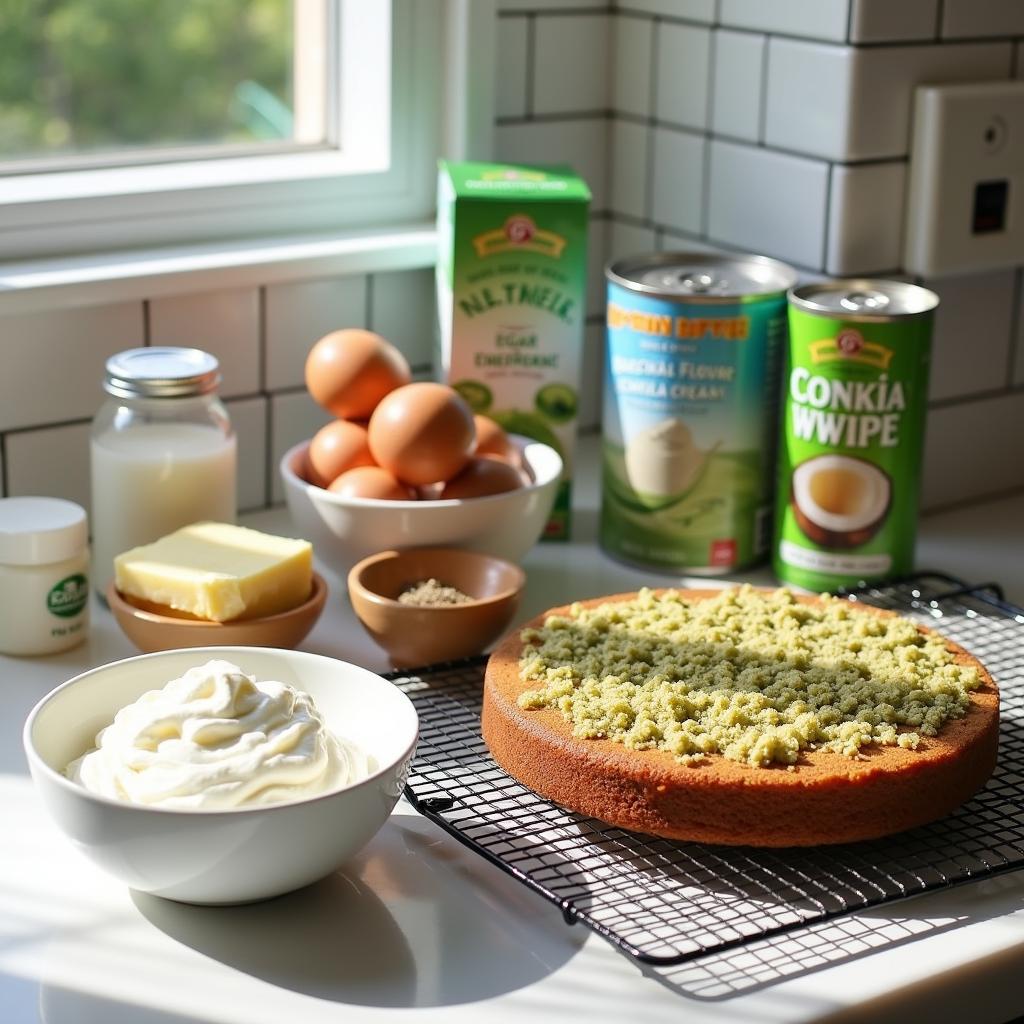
[348,549,525,668]
[106,574,328,653]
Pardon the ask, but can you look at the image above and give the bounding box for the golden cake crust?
[481,589,999,846]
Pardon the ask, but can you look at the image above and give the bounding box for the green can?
[774,280,939,591]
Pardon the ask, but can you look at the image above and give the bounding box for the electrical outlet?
[904,80,1024,276]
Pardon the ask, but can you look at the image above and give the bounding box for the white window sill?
[0,223,437,316]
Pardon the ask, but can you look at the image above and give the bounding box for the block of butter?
[114,522,313,622]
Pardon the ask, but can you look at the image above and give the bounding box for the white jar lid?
[0,497,88,566]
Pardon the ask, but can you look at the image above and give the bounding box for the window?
[0,0,456,261]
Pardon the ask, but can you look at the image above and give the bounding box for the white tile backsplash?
[826,162,907,275]
[707,140,828,269]
[610,119,649,219]
[925,269,1017,402]
[922,390,1024,509]
[940,0,1024,40]
[264,275,368,392]
[534,15,610,115]
[710,29,765,142]
[5,422,91,513]
[613,14,653,117]
[764,40,853,161]
[658,230,729,255]
[608,219,658,263]
[496,16,530,118]
[614,0,715,21]
[496,118,609,208]
[849,0,939,43]
[149,288,260,397]
[719,0,850,42]
[0,303,142,432]
[766,40,1013,161]
[650,127,705,234]
[369,268,436,369]
[226,396,268,513]
[269,391,334,505]
[655,23,711,130]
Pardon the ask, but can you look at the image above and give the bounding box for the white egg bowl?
[23,646,418,905]
[280,435,563,576]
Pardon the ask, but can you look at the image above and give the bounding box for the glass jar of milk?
[90,347,237,597]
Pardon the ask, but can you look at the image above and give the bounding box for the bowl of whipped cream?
[23,649,418,904]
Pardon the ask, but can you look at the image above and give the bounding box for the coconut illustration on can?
[790,454,892,549]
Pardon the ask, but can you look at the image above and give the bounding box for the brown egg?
[305,329,411,419]
[368,382,477,486]
[307,420,375,487]
[439,456,523,500]
[327,466,416,501]
[473,415,521,467]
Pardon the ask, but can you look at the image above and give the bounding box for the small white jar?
[0,497,90,656]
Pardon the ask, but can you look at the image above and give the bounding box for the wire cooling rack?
[392,572,1024,966]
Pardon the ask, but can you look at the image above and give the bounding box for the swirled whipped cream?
[66,659,369,809]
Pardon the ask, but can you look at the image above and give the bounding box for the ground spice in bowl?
[398,578,473,607]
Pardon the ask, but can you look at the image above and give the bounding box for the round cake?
[482,588,999,846]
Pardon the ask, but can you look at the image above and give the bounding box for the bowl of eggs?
[281,329,563,575]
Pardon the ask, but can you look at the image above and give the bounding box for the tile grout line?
[525,14,537,119]
[611,110,910,169]
[1,415,93,437]
[496,110,608,124]
[928,382,1024,411]
[757,35,771,146]
[700,22,718,238]
[1006,267,1023,388]
[614,12,1006,50]
[263,392,274,510]
[257,283,271,510]
[364,273,375,328]
[934,0,945,41]
[921,481,1024,519]
[642,17,660,224]
[257,286,267,394]
[821,163,835,274]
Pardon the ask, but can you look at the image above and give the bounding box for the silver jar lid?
[104,347,221,399]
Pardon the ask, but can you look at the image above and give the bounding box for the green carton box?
[436,160,591,539]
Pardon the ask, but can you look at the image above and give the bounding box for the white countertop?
[3,437,1024,1024]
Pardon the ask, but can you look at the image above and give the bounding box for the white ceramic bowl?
[23,647,418,905]
[280,436,563,576]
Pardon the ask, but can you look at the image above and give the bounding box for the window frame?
[0,0,464,262]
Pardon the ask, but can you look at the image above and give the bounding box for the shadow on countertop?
[131,810,586,1008]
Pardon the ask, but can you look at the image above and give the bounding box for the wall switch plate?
[904,80,1024,276]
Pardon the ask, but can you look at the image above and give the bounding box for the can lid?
[104,347,220,399]
[607,252,799,302]
[789,279,939,318]
[0,497,88,566]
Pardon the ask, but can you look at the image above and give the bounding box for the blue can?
[602,252,798,572]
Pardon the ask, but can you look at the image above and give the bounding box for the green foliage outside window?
[0,0,294,160]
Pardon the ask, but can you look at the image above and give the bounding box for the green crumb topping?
[516,586,982,767]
